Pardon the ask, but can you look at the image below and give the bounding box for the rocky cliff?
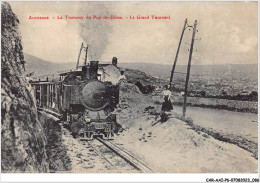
[1,2,49,172]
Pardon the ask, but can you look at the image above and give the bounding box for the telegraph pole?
[183,20,197,118]
[76,43,83,70]
[84,44,88,65]
[169,19,187,88]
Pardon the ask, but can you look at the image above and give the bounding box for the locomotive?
[61,60,120,139]
[30,56,120,140]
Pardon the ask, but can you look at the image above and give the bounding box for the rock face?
[1,2,49,172]
[38,112,72,172]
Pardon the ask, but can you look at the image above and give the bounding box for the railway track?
[41,109,153,173]
[82,139,122,172]
[83,137,153,173]
[95,137,153,173]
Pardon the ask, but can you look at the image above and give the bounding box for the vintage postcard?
[1,0,259,181]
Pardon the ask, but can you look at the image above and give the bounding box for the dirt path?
[112,83,258,173]
[113,116,257,173]
[174,106,258,144]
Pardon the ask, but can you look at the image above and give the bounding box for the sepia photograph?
[1,0,259,181]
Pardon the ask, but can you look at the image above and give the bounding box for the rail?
[96,137,153,173]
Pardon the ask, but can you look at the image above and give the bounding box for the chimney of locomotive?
[89,61,99,79]
[112,57,117,66]
[81,65,89,79]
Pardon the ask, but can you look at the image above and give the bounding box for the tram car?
[30,58,121,140]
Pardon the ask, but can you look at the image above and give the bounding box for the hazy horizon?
[10,1,258,65]
[25,52,257,66]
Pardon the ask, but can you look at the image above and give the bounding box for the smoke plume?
[79,2,113,61]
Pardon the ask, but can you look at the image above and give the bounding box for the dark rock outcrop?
[1,2,49,172]
[38,112,72,172]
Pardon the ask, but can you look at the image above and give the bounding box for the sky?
[8,1,258,65]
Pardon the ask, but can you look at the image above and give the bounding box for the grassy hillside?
[24,53,74,78]
[123,68,167,86]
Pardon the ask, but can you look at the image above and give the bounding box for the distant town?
[159,71,258,101]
